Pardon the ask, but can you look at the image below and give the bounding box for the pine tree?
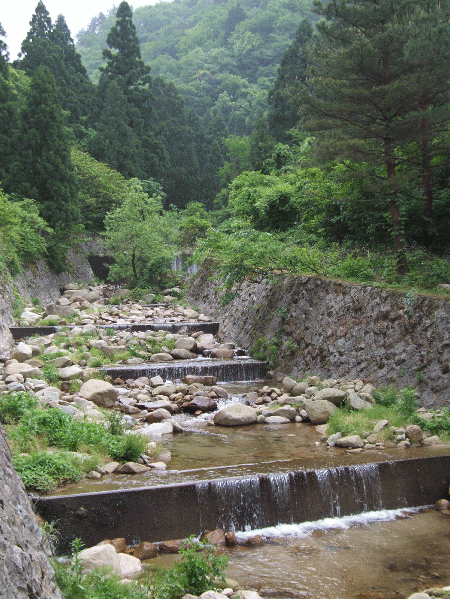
[88,80,144,179]
[7,66,79,231]
[18,1,54,75]
[268,19,312,143]
[51,14,96,128]
[301,0,450,273]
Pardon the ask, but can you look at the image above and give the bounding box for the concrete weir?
[9,321,220,340]
[102,358,268,382]
[33,455,450,554]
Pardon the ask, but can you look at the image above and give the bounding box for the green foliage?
[0,392,38,424]
[0,189,50,274]
[150,537,228,599]
[397,387,419,419]
[326,404,405,438]
[71,147,129,232]
[2,392,148,490]
[103,179,175,286]
[6,65,80,232]
[56,538,150,599]
[109,433,147,463]
[41,364,60,384]
[12,451,84,492]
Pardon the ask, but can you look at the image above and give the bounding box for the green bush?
[150,537,228,599]
[0,392,38,424]
[12,451,84,492]
[109,433,147,463]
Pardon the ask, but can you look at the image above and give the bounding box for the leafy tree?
[0,189,50,274]
[103,179,175,286]
[0,21,9,74]
[71,147,130,232]
[7,65,79,232]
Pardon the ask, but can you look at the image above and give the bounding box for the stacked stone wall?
[187,266,450,407]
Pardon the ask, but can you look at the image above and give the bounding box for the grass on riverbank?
[326,386,450,442]
[54,536,228,599]
[0,392,148,492]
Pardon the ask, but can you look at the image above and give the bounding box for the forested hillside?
[1,0,450,303]
[77,0,316,139]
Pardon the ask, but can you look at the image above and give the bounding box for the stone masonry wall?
[0,425,63,598]
[0,238,102,352]
[186,265,450,407]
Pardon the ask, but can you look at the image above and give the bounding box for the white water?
[234,506,425,540]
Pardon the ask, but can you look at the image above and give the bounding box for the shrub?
[150,537,228,599]
[12,451,83,492]
[109,433,147,463]
[0,392,38,424]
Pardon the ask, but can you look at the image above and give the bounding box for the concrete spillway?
[33,455,450,554]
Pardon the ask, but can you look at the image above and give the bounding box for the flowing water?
[148,507,450,599]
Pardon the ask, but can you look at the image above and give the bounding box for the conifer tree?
[98,0,150,93]
[301,0,450,273]
[18,1,54,75]
[7,65,79,231]
[89,80,144,179]
[0,23,18,186]
[268,19,312,143]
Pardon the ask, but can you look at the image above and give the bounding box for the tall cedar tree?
[7,65,79,230]
[96,0,201,208]
[89,80,144,179]
[0,23,19,186]
[18,3,95,133]
[98,0,150,93]
[301,0,450,274]
[268,19,313,143]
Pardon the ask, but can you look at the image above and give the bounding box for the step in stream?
[103,358,268,383]
[9,321,220,340]
[33,455,450,554]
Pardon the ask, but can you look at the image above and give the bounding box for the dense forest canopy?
[0,0,450,295]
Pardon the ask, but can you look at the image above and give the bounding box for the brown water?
[148,508,450,599]
[53,381,450,495]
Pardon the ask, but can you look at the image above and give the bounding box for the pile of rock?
[77,528,263,582]
[18,284,211,327]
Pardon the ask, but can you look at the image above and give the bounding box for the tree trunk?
[386,152,407,276]
[420,99,433,247]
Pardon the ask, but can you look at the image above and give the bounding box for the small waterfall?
[34,455,450,553]
[194,463,385,535]
[103,358,268,383]
[196,477,262,532]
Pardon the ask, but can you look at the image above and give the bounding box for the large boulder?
[313,388,347,406]
[57,365,83,381]
[78,544,120,575]
[80,379,118,407]
[334,435,364,449]
[139,421,174,438]
[10,343,33,363]
[214,403,257,426]
[175,337,198,352]
[303,400,337,425]
[4,361,42,379]
[186,396,218,413]
[170,348,197,360]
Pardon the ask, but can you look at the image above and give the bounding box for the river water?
[148,507,450,599]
